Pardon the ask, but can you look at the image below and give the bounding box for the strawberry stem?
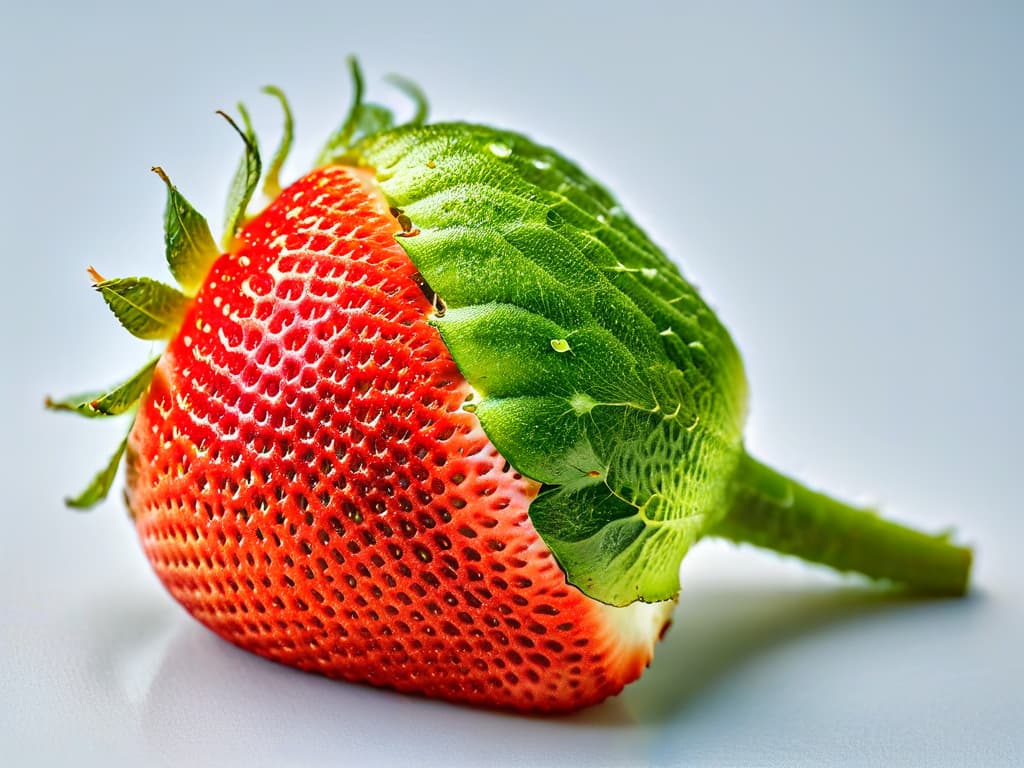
[712,453,972,596]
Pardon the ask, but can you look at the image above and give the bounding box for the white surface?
[3,2,1022,766]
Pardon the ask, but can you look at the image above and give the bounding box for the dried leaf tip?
[151,165,171,185]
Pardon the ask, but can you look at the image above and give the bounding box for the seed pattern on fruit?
[125,167,665,711]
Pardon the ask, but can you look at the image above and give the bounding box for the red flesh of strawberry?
[125,166,671,712]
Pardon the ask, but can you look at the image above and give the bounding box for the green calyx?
[317,70,754,604]
[349,124,748,604]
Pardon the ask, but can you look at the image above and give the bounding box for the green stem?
[711,453,972,596]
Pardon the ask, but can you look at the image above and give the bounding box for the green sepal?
[220,104,262,247]
[385,73,429,126]
[95,277,190,340]
[261,86,294,199]
[65,433,129,510]
[152,166,220,295]
[45,358,159,418]
[471,395,602,486]
[317,59,431,167]
[528,482,702,605]
[319,57,384,166]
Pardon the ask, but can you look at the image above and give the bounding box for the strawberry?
[50,61,971,713]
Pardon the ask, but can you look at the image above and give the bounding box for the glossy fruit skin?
[124,166,672,712]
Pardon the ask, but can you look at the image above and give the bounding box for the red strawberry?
[50,62,970,714]
[126,165,673,711]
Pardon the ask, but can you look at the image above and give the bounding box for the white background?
[3,2,1021,765]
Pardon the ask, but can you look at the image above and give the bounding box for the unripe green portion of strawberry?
[340,123,749,605]
[125,165,673,711]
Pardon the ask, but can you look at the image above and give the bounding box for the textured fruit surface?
[125,166,672,712]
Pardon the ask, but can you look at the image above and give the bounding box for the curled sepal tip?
[260,86,294,199]
[94,276,190,340]
[45,358,159,418]
[219,104,262,248]
[152,166,220,295]
[65,433,129,510]
[318,57,369,164]
[385,73,429,126]
[318,56,408,166]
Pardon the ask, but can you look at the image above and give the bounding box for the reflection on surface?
[84,596,179,707]
[104,570,978,764]
[58,551,987,767]
[620,584,948,721]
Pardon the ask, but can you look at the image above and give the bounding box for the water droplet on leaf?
[488,142,512,158]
